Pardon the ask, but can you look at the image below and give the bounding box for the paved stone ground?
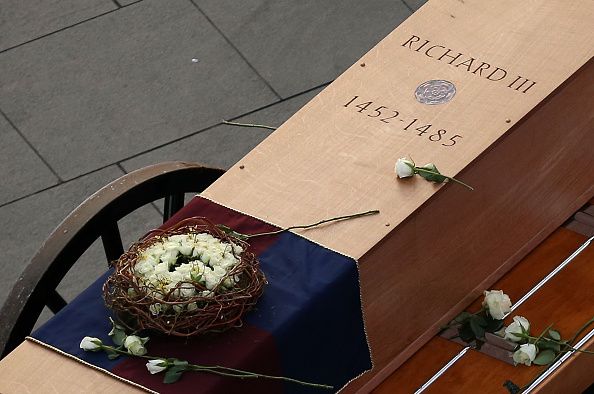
[0,0,425,325]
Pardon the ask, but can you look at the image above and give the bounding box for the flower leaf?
[416,163,448,183]
[537,340,560,353]
[454,311,473,324]
[485,316,504,333]
[110,329,127,346]
[533,349,556,366]
[458,322,475,343]
[470,316,487,339]
[163,363,188,384]
[548,329,561,341]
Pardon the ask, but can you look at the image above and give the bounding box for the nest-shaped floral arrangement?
[103,217,266,336]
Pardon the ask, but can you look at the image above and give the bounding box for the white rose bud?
[504,316,530,342]
[146,359,168,374]
[80,336,103,351]
[395,158,415,178]
[513,343,537,366]
[482,290,512,320]
[124,335,149,356]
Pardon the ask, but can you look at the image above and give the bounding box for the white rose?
[203,269,219,290]
[173,304,184,313]
[160,250,178,266]
[179,284,196,299]
[504,316,530,342]
[232,244,243,255]
[124,335,149,356]
[395,158,415,178]
[80,336,102,351]
[146,359,168,374]
[168,234,187,243]
[178,244,193,256]
[209,254,222,267]
[201,251,212,264]
[149,303,162,315]
[483,290,512,320]
[134,261,154,276]
[154,262,170,275]
[513,343,537,366]
[212,266,226,277]
[187,302,198,311]
[145,245,166,257]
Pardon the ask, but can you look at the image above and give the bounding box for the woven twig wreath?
[103,217,266,336]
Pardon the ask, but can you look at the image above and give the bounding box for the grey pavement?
[0,0,422,326]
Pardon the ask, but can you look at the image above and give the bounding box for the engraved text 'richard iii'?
[402,35,537,94]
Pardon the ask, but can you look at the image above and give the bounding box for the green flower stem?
[100,345,153,359]
[520,335,594,355]
[100,345,332,390]
[245,210,380,239]
[567,317,594,345]
[222,120,277,130]
[532,324,554,346]
[414,167,474,191]
[190,365,333,389]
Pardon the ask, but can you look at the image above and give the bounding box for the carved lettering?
[402,35,421,48]
[415,39,431,52]
[472,62,491,76]
[438,49,464,64]
[400,34,536,95]
[425,45,446,58]
[508,75,537,93]
[455,57,475,71]
[486,67,507,81]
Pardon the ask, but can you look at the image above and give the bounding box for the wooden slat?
[374,228,588,393]
[373,337,463,393]
[426,237,594,392]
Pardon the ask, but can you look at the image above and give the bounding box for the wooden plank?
[372,337,463,393]
[534,336,594,394]
[0,341,145,393]
[204,0,594,259]
[373,228,586,393]
[205,0,594,391]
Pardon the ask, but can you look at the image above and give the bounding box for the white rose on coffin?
[504,316,530,342]
[124,335,149,356]
[395,158,415,178]
[79,336,102,351]
[513,343,537,366]
[146,359,168,374]
[483,290,512,320]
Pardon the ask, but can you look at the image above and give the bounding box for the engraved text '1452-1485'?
[402,35,537,94]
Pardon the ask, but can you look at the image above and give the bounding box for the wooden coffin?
[203,0,594,391]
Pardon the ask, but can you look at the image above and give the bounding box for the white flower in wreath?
[513,343,537,366]
[178,243,193,256]
[149,303,163,315]
[203,268,220,290]
[154,262,169,275]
